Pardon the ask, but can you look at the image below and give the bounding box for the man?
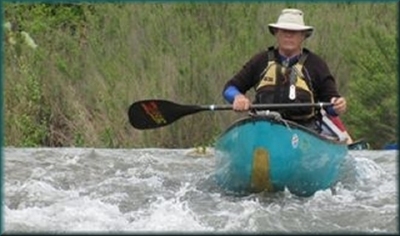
[222,8,347,136]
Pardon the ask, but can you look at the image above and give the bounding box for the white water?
[3,148,398,233]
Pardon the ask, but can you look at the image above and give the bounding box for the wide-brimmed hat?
[268,8,314,38]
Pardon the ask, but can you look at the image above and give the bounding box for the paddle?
[128,99,332,130]
[348,139,370,150]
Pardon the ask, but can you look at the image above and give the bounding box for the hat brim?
[268,23,313,38]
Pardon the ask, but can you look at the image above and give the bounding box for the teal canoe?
[213,114,348,197]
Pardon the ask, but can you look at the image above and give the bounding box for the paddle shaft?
[198,102,333,111]
[128,99,333,130]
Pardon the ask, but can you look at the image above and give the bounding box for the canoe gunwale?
[218,115,346,146]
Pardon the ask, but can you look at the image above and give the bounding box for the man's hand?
[233,94,251,111]
[331,97,347,115]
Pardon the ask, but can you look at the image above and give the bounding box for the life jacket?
[254,47,315,121]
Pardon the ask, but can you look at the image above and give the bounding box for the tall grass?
[3,2,397,149]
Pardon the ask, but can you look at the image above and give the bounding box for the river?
[3,148,398,233]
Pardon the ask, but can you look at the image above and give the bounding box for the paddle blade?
[128,99,203,129]
[348,139,370,150]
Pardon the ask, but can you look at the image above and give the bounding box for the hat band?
[269,22,313,31]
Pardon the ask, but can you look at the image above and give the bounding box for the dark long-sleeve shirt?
[222,47,341,104]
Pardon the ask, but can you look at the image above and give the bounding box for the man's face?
[275,29,306,54]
